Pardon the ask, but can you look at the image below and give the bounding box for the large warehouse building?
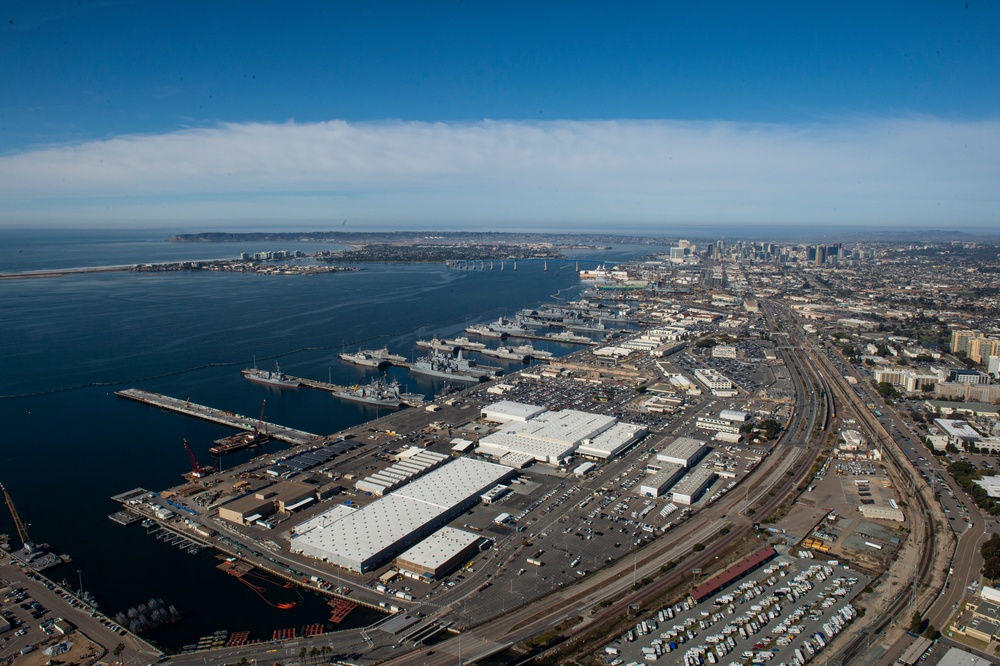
[671,466,717,505]
[656,436,710,468]
[477,402,645,465]
[395,526,483,579]
[290,458,513,572]
[481,401,547,424]
[639,464,686,498]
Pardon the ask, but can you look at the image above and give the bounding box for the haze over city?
[1,2,998,230]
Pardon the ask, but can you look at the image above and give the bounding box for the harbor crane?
[0,482,35,555]
[183,439,215,478]
[258,399,268,436]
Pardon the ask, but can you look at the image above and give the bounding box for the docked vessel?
[241,361,300,388]
[511,343,553,359]
[480,346,530,362]
[415,337,457,353]
[339,350,389,368]
[335,378,403,408]
[399,391,428,407]
[409,350,501,382]
[445,336,486,350]
[545,331,594,344]
[370,346,407,364]
[490,316,533,337]
[209,428,270,455]
[464,322,504,338]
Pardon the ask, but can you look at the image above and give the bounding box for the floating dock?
[116,389,318,445]
[108,510,142,526]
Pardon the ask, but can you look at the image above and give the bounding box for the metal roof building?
[935,647,993,666]
[671,466,717,505]
[395,526,482,578]
[639,464,686,498]
[657,436,710,468]
[478,409,617,465]
[719,409,749,422]
[481,401,548,424]
[290,458,513,572]
[576,422,647,460]
[354,449,448,496]
[690,545,777,603]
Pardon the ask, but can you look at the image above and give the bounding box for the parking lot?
[603,556,867,665]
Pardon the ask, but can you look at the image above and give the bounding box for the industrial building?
[639,464,686,498]
[656,436,709,468]
[858,504,904,522]
[477,407,639,465]
[395,526,484,579]
[218,481,317,526]
[693,368,736,396]
[695,416,742,435]
[354,449,448,496]
[671,466,717,505]
[690,545,777,603]
[719,409,749,422]
[290,457,513,572]
[575,422,647,460]
[935,647,993,666]
[480,401,547,424]
[480,484,510,504]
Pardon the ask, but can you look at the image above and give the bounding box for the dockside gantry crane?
[0,482,34,555]
[183,439,215,478]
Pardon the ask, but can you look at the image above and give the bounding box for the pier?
[290,376,351,394]
[115,389,318,445]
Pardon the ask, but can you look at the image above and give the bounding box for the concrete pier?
[115,388,318,445]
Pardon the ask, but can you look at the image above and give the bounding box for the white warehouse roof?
[719,409,749,422]
[290,458,512,572]
[478,409,616,464]
[481,401,547,424]
[657,436,709,467]
[576,422,647,459]
[395,526,480,572]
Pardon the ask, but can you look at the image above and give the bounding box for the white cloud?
[0,117,997,227]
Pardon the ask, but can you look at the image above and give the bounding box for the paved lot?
[603,555,868,666]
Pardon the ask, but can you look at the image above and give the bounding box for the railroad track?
[786,311,939,666]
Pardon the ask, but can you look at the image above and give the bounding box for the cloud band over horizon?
[1,117,997,228]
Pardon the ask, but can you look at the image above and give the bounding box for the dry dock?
[115,388,318,445]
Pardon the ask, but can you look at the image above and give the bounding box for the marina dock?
[115,389,318,445]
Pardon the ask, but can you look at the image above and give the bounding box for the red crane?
[183,439,214,478]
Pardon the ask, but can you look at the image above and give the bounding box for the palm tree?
[112,643,126,664]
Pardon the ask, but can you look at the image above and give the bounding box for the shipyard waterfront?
[0,229,646,652]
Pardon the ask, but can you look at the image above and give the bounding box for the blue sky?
[1,1,998,230]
